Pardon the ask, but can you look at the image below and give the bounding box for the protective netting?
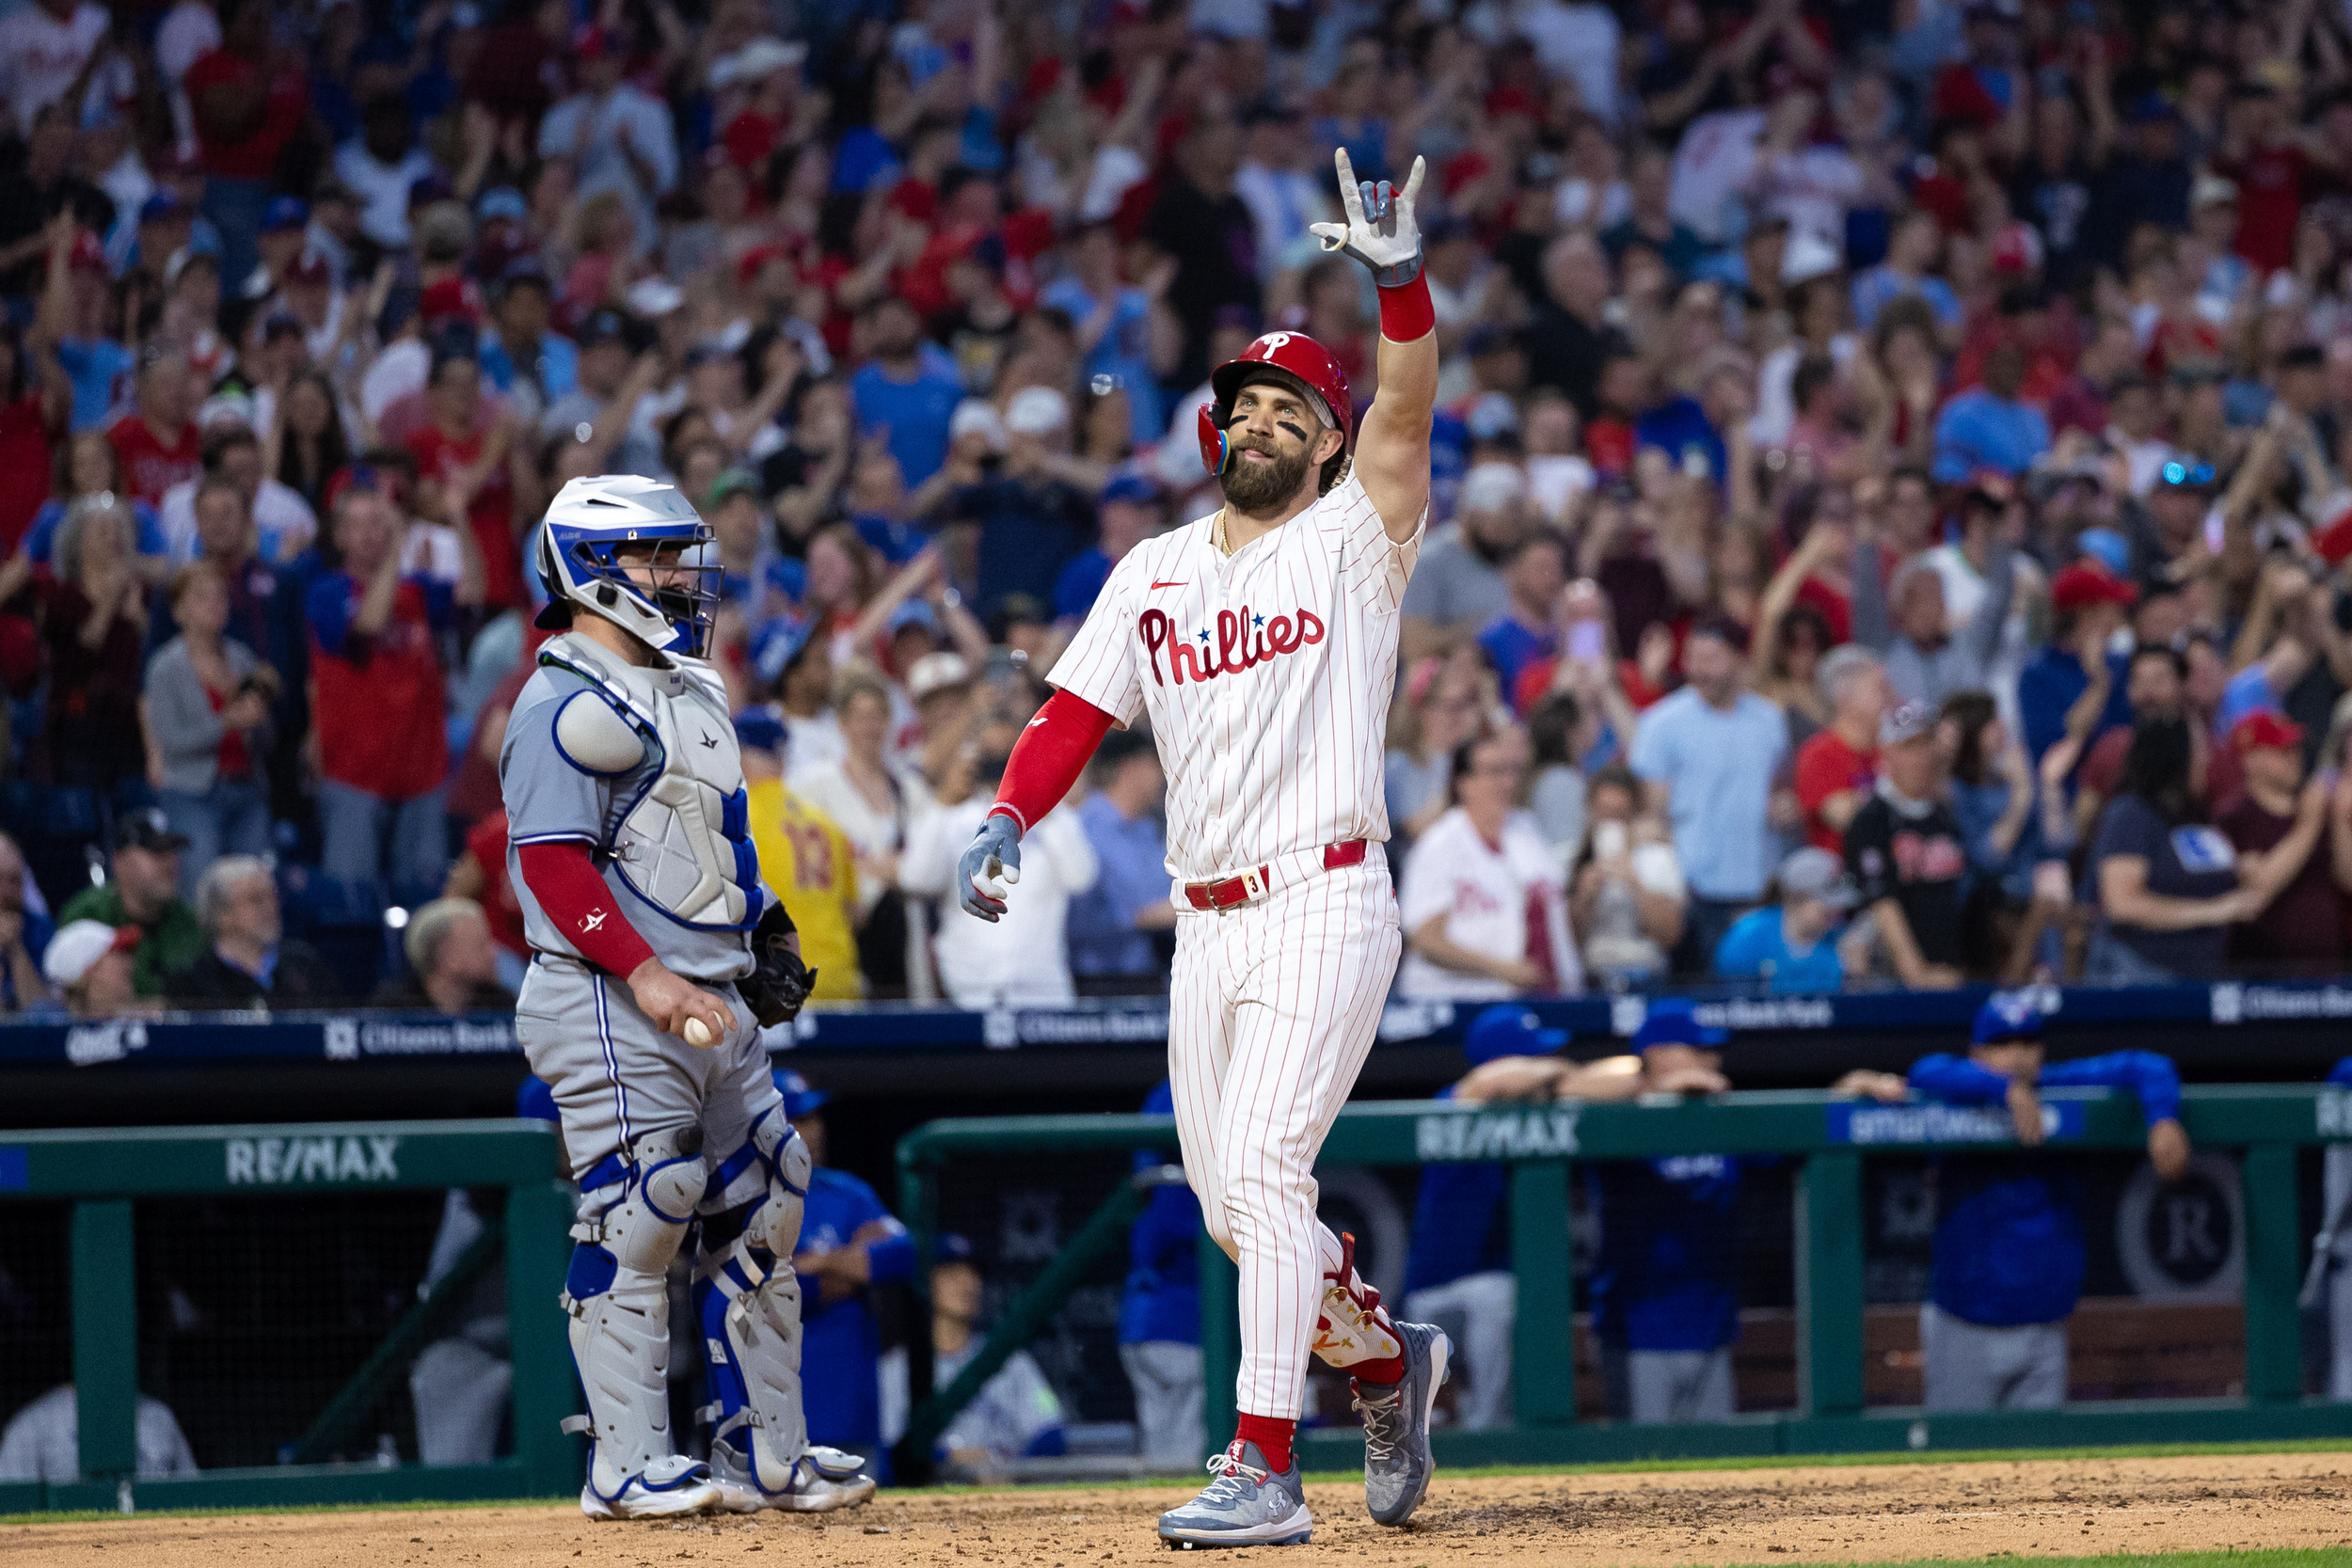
[0,1201,73,1439]
[128,1191,462,1470]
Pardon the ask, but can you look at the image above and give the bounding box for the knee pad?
[574,1126,707,1279]
[744,1110,809,1259]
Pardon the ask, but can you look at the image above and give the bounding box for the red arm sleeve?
[991,689,1118,832]
[516,841,658,979]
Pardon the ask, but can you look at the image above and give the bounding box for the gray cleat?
[1354,1320,1450,1526]
[1156,1442,1312,1549]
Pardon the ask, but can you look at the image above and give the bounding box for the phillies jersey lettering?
[1137,605,1326,686]
[1045,472,1425,881]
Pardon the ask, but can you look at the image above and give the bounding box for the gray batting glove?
[1311,148,1426,286]
[957,813,1023,922]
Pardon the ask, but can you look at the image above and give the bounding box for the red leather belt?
[1184,840,1368,911]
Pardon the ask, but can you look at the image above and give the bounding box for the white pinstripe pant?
[1168,858,1402,1419]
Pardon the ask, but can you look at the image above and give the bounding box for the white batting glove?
[1311,148,1427,287]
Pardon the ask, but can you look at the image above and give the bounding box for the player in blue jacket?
[2315,1058,2352,1399]
[755,1071,916,1476]
[1399,1007,1622,1429]
[1899,990,2190,1411]
[1403,1002,1753,1427]
[1584,1000,1751,1424]
[1122,1082,1204,1466]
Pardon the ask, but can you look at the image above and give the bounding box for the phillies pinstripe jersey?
[1045,472,1425,882]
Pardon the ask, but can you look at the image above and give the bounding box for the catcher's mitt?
[739,902,817,1027]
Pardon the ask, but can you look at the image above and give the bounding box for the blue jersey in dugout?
[1403,1084,1512,1296]
[1585,1153,1745,1353]
[1907,1050,2182,1328]
[1120,1082,1200,1345]
[793,1166,914,1449]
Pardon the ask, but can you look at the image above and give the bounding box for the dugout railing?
[895,1084,2352,1471]
[0,1120,579,1514]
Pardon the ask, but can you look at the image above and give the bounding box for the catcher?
[500,473,870,1519]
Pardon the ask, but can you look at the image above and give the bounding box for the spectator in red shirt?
[184,0,308,288]
[1795,645,1889,853]
[405,341,536,614]
[445,805,531,993]
[107,346,200,509]
[306,485,453,895]
[2219,82,2307,273]
[2216,710,2342,974]
[0,318,65,555]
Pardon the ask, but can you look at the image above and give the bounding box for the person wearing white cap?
[2188,174,2249,315]
[1399,461,1530,665]
[1713,847,1866,992]
[953,383,1097,620]
[41,918,143,1019]
[907,650,977,791]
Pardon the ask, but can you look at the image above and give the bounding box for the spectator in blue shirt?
[2016,563,2138,767]
[1632,351,1746,488]
[1122,1082,1202,1466]
[1628,616,1797,974]
[1039,221,1165,448]
[1931,341,2051,482]
[769,1070,915,1478]
[1868,991,2189,1412]
[1851,211,1964,337]
[1475,532,1569,701]
[1713,847,1860,992]
[955,388,1096,619]
[475,263,576,420]
[850,295,965,488]
[1069,728,1175,990]
[1053,474,1163,625]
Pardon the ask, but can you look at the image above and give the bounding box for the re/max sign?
[225,1135,401,1184]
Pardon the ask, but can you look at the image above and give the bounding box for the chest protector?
[540,632,767,932]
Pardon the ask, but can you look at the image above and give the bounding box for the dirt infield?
[7,1450,2352,1566]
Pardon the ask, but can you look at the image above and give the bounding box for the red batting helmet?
[1198,330,1354,491]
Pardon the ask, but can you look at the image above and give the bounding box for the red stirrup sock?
[1233,1414,1295,1474]
[989,689,1117,832]
[1376,272,1435,343]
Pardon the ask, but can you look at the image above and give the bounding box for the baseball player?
[2312,1057,2352,1397]
[955,149,1447,1549]
[1892,990,2190,1410]
[499,473,871,1519]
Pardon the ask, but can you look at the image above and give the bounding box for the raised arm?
[1311,150,1435,542]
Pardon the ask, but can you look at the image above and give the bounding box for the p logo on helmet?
[1196,331,1356,493]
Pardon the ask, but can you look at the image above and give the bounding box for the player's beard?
[1219,436,1315,514]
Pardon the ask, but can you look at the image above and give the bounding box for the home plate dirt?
[8,1451,2352,1566]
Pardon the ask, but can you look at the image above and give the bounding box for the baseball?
[684,1017,714,1047]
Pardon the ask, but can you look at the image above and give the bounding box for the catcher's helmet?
[1198,330,1354,494]
[532,473,720,657]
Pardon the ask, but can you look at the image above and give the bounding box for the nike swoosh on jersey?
[1150,580,1188,590]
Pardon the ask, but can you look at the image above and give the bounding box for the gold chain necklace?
[1214,504,1232,557]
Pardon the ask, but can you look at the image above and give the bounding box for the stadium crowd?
[7,0,2352,1013]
